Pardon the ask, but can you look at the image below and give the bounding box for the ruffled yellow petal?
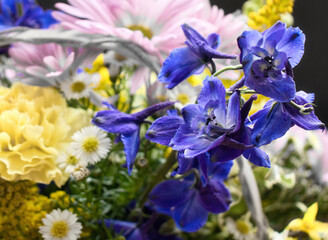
[0,83,90,186]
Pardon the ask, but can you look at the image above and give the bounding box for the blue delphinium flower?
[149,156,233,232]
[147,76,270,168]
[92,101,174,174]
[158,24,237,89]
[237,21,305,102]
[104,216,183,240]
[0,0,58,30]
[249,91,326,146]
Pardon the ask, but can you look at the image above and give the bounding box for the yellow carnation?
[0,83,90,186]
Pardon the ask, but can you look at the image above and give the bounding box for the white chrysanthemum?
[166,81,201,109]
[39,209,82,240]
[226,216,256,240]
[60,72,100,100]
[104,51,136,68]
[57,152,85,174]
[70,126,111,165]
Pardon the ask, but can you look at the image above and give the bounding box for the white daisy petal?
[60,72,100,100]
[70,125,112,165]
[39,209,82,240]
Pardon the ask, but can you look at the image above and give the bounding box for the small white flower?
[166,81,201,109]
[60,72,100,100]
[39,209,82,240]
[70,126,111,165]
[57,152,85,174]
[71,165,90,180]
[226,216,256,240]
[103,50,136,68]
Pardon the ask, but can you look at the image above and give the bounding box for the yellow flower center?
[127,24,153,39]
[67,155,78,165]
[177,93,190,105]
[236,220,250,235]
[51,221,69,238]
[71,81,86,93]
[82,137,99,152]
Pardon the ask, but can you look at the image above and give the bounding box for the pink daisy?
[8,42,98,86]
[53,0,247,92]
[53,0,246,58]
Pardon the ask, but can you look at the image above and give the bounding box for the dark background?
[39,0,328,125]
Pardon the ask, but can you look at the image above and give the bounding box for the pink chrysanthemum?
[8,42,98,86]
[53,0,246,58]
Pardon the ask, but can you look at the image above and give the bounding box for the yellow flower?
[287,202,328,240]
[244,0,295,31]
[0,83,90,186]
[85,53,115,98]
[0,179,52,239]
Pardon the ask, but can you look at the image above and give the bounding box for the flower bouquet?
[0,0,327,239]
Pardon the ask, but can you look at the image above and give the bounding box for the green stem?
[213,64,243,77]
[226,89,257,96]
[138,150,177,207]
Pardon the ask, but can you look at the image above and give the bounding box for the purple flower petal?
[206,33,221,49]
[199,180,231,214]
[276,26,305,68]
[197,76,226,113]
[251,103,293,146]
[172,190,208,232]
[133,102,175,122]
[226,91,241,130]
[121,130,141,174]
[183,133,227,159]
[149,179,193,209]
[243,147,271,168]
[92,110,139,134]
[158,47,204,89]
[209,161,234,181]
[283,92,325,131]
[210,144,244,162]
[245,72,296,102]
[146,116,184,146]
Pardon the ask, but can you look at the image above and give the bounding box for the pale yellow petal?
[313,221,328,233]
[308,230,321,240]
[286,218,304,231]
[304,202,318,224]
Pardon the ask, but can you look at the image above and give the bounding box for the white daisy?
[70,126,111,165]
[103,50,136,68]
[166,81,201,109]
[60,72,100,100]
[226,216,256,240]
[57,151,85,174]
[39,209,82,240]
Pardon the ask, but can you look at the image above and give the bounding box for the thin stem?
[213,64,243,77]
[209,59,216,75]
[138,150,177,207]
[226,89,257,96]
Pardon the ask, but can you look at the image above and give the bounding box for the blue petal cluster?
[147,76,270,168]
[92,102,174,174]
[237,21,305,102]
[149,154,233,232]
[104,216,183,240]
[249,91,326,146]
[0,0,57,30]
[159,24,236,89]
